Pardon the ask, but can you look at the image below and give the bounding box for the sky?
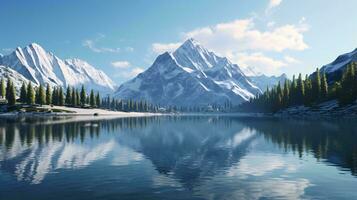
[0,0,356,84]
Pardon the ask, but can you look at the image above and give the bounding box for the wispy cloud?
[82,39,120,53]
[232,52,287,75]
[152,42,181,54]
[1,48,13,54]
[82,34,134,54]
[111,61,131,69]
[284,56,300,64]
[266,0,283,13]
[115,67,144,79]
[125,47,134,52]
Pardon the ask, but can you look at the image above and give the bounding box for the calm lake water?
[0,116,357,200]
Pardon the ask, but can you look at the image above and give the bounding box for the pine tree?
[76,89,80,106]
[339,63,356,105]
[89,89,95,107]
[6,78,12,100]
[282,80,290,108]
[321,72,328,100]
[312,68,321,103]
[303,75,313,106]
[71,87,77,106]
[36,85,46,105]
[46,84,52,105]
[289,75,297,105]
[58,87,64,106]
[20,82,27,103]
[80,85,86,106]
[27,82,35,105]
[95,92,100,107]
[7,82,16,106]
[65,86,72,105]
[52,87,58,105]
[296,73,305,105]
[0,78,5,98]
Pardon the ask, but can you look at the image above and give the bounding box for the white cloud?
[1,48,13,53]
[111,61,131,69]
[82,34,133,54]
[152,42,181,54]
[267,0,283,11]
[83,39,121,53]
[125,47,134,52]
[284,55,299,64]
[229,52,287,75]
[184,18,308,53]
[116,67,145,79]
[267,21,276,27]
[150,17,308,75]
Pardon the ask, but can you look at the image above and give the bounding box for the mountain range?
[0,40,289,106]
[114,39,265,106]
[0,43,116,94]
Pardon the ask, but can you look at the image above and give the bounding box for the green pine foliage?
[95,92,100,107]
[89,89,95,107]
[0,81,160,112]
[7,81,16,106]
[0,78,5,98]
[52,87,58,105]
[71,87,77,106]
[5,79,16,105]
[241,62,357,112]
[36,85,46,105]
[20,82,27,103]
[80,85,86,106]
[27,82,35,105]
[58,87,64,106]
[338,62,357,105]
[5,79,12,100]
[65,87,72,105]
[46,84,52,105]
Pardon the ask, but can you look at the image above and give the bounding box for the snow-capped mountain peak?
[114,38,261,106]
[0,43,116,94]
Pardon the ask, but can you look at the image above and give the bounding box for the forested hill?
[239,62,357,113]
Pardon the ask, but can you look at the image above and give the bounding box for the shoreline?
[0,105,164,118]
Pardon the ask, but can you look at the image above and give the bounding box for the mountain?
[0,43,116,94]
[0,65,29,90]
[249,74,288,90]
[114,39,261,106]
[320,48,357,82]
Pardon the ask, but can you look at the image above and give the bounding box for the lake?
[0,116,357,200]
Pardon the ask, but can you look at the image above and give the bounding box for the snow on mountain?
[320,48,357,82]
[249,74,288,91]
[0,43,116,94]
[114,39,261,106]
[0,65,30,91]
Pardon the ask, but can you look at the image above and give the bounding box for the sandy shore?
[0,105,163,118]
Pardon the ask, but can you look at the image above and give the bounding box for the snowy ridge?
[321,48,357,74]
[249,74,288,91]
[0,43,116,94]
[115,39,262,106]
[0,65,30,91]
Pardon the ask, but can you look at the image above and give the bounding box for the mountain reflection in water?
[0,116,356,200]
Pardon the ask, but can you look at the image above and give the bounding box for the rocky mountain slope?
[115,39,261,106]
[0,43,116,94]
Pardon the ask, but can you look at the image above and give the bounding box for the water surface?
[0,116,357,200]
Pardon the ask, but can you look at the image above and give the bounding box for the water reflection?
[0,116,356,199]
[240,118,357,176]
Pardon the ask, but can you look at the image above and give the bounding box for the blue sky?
[0,0,356,84]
